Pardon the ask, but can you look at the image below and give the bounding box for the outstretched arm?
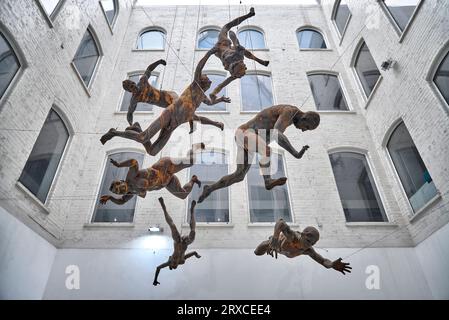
[153,261,170,286]
[306,248,352,275]
[202,95,231,106]
[268,219,298,258]
[99,194,133,205]
[110,158,139,169]
[209,76,237,100]
[144,59,166,79]
[158,197,181,242]
[273,114,309,159]
[194,47,218,82]
[186,201,197,245]
[185,251,201,259]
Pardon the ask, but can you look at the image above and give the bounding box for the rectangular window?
[241,74,273,112]
[119,74,157,112]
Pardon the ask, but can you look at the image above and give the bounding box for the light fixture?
[148,225,164,233]
[381,58,396,71]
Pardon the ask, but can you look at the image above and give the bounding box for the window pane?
[198,29,219,49]
[92,152,144,222]
[72,29,100,87]
[198,74,226,111]
[329,152,387,222]
[189,152,229,223]
[434,51,449,105]
[241,74,273,112]
[0,33,20,99]
[120,74,156,112]
[101,0,117,26]
[137,30,165,50]
[248,155,292,223]
[383,0,419,31]
[40,0,61,16]
[387,123,437,212]
[334,0,351,36]
[355,42,380,97]
[238,30,265,49]
[19,109,69,203]
[308,74,348,110]
[297,29,327,49]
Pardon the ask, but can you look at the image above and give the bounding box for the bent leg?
[219,7,255,40]
[185,251,201,259]
[165,175,199,200]
[193,114,224,130]
[254,240,270,256]
[145,128,173,156]
[170,142,206,173]
[100,128,145,145]
[244,49,269,66]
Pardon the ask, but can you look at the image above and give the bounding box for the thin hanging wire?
[159,5,178,91]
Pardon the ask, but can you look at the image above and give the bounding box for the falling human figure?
[122,59,179,131]
[100,48,230,156]
[99,143,205,205]
[255,219,352,275]
[153,198,201,286]
[209,7,270,101]
[198,104,320,203]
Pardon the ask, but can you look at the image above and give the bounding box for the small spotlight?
[381,58,396,71]
[148,226,163,233]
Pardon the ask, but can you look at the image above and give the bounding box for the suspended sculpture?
[153,198,201,286]
[99,143,205,205]
[100,48,229,156]
[198,105,320,203]
[209,7,270,101]
[255,219,352,275]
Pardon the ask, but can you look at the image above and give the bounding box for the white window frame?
[237,25,269,51]
[331,0,352,45]
[296,26,332,51]
[35,0,65,28]
[239,70,276,114]
[99,0,119,33]
[426,41,449,115]
[133,27,167,51]
[195,26,221,51]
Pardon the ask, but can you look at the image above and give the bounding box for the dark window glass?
[72,29,100,87]
[308,74,348,110]
[0,32,20,99]
[329,152,387,222]
[19,109,69,203]
[297,29,327,49]
[189,152,229,223]
[198,29,219,49]
[238,29,266,49]
[434,51,449,105]
[198,73,226,112]
[354,42,381,97]
[248,154,292,223]
[92,152,144,223]
[387,122,438,212]
[241,74,273,112]
[119,73,157,112]
[137,30,165,50]
[100,0,117,26]
[334,0,351,36]
[383,0,419,31]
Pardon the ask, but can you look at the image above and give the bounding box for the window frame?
[115,70,159,114]
[16,105,73,208]
[426,42,449,114]
[239,70,276,114]
[377,0,424,42]
[35,0,66,27]
[134,27,167,51]
[331,0,352,44]
[99,0,119,33]
[237,26,269,51]
[296,26,331,51]
[87,148,146,226]
[70,26,103,96]
[196,70,230,114]
[195,26,221,51]
[244,148,296,226]
[306,70,353,113]
[185,148,232,226]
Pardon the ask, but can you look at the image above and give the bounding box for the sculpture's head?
[294,111,320,132]
[199,74,212,90]
[300,226,320,249]
[230,61,247,78]
[122,80,138,94]
[109,180,128,195]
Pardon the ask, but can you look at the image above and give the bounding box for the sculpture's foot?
[125,122,142,133]
[218,122,224,131]
[249,7,255,16]
[265,177,287,190]
[100,128,116,145]
[262,60,270,67]
[191,175,201,188]
[198,185,212,203]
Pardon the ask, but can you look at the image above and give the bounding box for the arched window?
[92,151,145,223]
[136,29,165,50]
[354,41,381,98]
[387,122,438,213]
[381,0,420,32]
[19,108,70,203]
[238,29,266,49]
[308,73,348,110]
[297,29,327,49]
[433,51,449,105]
[72,28,101,87]
[120,73,157,112]
[0,31,21,100]
[329,152,387,222]
[197,29,219,49]
[100,0,118,27]
[188,151,229,223]
[332,0,351,37]
[241,73,273,112]
[37,0,64,19]
[247,154,292,223]
[198,72,227,112]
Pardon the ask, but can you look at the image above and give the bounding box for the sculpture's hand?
[195,253,201,259]
[296,145,310,159]
[110,159,120,167]
[268,237,281,259]
[332,258,352,275]
[153,280,160,286]
[220,96,231,103]
[99,195,110,204]
[159,59,167,66]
